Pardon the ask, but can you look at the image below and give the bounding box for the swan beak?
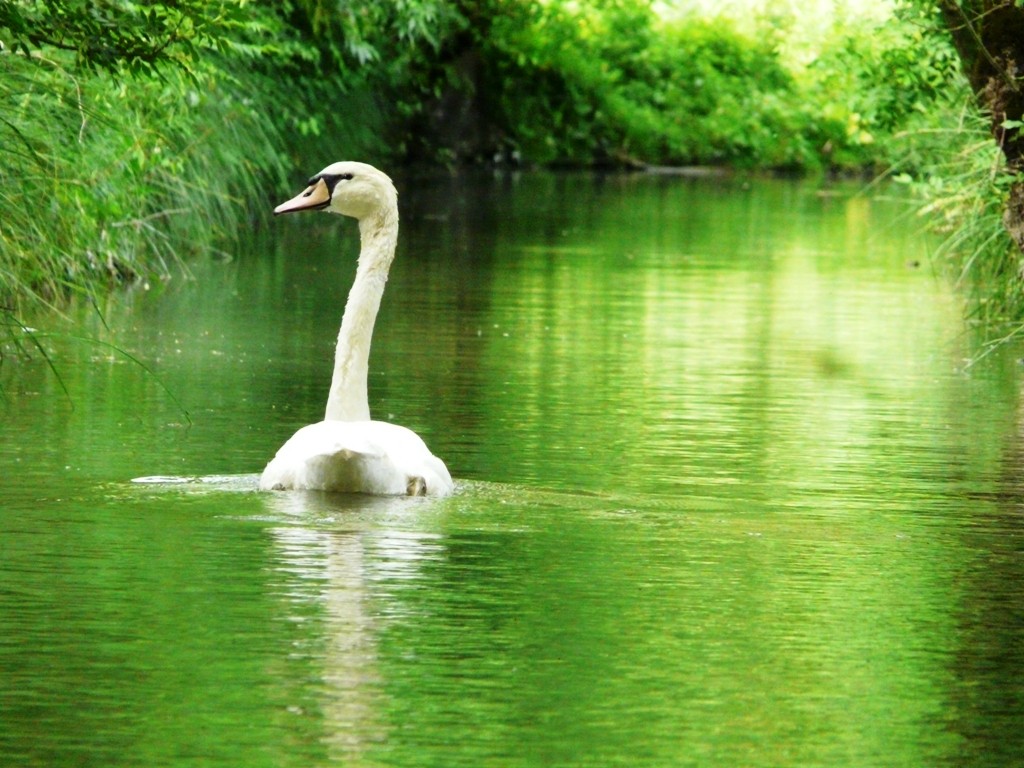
[274,178,331,215]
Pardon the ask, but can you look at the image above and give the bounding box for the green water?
[2,173,1023,767]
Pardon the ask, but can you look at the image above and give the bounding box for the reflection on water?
[272,524,383,765]
[1,174,1023,767]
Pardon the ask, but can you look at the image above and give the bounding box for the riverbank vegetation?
[0,0,1021,343]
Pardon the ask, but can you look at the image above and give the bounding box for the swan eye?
[314,172,354,195]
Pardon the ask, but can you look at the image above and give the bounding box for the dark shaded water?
[2,173,1023,767]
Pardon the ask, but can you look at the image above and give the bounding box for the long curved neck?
[324,206,398,421]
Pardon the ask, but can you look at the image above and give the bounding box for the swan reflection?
[264,491,444,763]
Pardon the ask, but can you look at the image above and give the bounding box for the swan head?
[274,161,397,220]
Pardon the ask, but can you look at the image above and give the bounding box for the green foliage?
[379,0,961,171]
[0,0,993,313]
[802,5,965,169]
[399,2,826,168]
[0,0,243,77]
[287,0,462,67]
[644,19,817,168]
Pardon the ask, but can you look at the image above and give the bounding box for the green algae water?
[1,173,1023,767]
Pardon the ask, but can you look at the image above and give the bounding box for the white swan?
[259,161,454,497]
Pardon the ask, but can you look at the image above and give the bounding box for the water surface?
[2,173,1023,767]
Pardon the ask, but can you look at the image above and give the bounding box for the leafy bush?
[639,19,820,168]
[802,7,964,170]
[397,3,826,168]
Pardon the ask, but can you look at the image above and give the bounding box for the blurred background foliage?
[0,0,1015,330]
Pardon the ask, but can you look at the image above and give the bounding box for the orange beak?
[274,178,331,215]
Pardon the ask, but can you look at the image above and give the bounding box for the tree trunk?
[939,1,1024,253]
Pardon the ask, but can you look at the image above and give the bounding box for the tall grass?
[0,50,288,313]
[889,98,1024,361]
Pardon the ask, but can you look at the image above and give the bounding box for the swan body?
[260,161,453,497]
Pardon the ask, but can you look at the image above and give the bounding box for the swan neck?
[324,206,398,422]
